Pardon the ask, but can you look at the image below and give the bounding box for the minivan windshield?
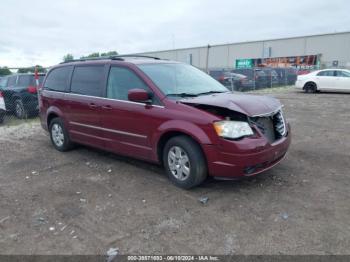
[138,63,228,97]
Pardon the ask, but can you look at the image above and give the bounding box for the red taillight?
[219,76,225,81]
[0,91,3,97]
[27,86,37,94]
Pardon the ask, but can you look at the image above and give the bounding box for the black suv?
[0,73,45,118]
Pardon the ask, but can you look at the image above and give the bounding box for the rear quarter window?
[71,66,105,97]
[7,76,17,87]
[44,66,72,92]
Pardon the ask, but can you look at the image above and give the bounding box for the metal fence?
[208,67,299,92]
[209,62,350,92]
[0,74,41,126]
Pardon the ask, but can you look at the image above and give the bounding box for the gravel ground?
[0,88,349,255]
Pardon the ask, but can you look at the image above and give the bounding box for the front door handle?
[102,105,112,110]
[89,103,98,109]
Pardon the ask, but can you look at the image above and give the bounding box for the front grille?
[250,110,286,143]
[273,111,287,137]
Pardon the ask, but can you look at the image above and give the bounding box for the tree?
[80,51,118,59]
[17,65,46,74]
[63,54,74,62]
[100,51,118,57]
[0,67,12,76]
[80,52,100,59]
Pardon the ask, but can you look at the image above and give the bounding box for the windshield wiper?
[195,91,227,96]
[166,93,198,98]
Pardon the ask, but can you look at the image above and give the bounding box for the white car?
[295,69,350,93]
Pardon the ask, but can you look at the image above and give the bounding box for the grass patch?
[1,115,40,127]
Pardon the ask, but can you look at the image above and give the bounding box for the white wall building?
[135,31,350,70]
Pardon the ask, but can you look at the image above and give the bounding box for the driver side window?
[107,67,152,101]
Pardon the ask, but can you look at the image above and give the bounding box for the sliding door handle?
[89,103,98,109]
[102,105,112,110]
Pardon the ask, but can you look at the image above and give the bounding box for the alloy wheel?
[51,123,64,147]
[167,146,191,181]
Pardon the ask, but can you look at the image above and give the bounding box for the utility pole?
[205,44,211,74]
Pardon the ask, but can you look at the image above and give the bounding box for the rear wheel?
[163,136,207,189]
[304,82,317,93]
[49,117,74,152]
[14,99,27,119]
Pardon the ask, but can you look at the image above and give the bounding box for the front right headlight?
[213,121,254,140]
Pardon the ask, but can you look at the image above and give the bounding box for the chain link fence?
[209,67,298,92]
[0,73,44,126]
[209,61,350,92]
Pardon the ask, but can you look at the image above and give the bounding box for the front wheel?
[163,136,207,189]
[49,118,74,152]
[304,82,317,93]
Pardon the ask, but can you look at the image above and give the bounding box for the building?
[136,31,350,71]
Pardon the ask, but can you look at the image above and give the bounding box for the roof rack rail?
[110,55,161,60]
[59,56,123,64]
[60,55,162,64]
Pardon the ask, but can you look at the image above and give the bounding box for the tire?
[49,117,74,152]
[304,82,317,93]
[163,136,207,189]
[14,99,27,119]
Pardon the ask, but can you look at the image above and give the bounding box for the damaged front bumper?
[203,123,291,178]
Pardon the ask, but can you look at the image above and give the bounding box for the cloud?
[0,0,349,67]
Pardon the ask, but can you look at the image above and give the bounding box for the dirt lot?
[0,88,349,255]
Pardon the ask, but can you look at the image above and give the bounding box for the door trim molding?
[69,121,148,139]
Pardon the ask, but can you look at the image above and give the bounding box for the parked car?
[295,69,350,93]
[223,72,255,91]
[208,69,229,82]
[39,56,291,189]
[273,67,297,85]
[209,70,253,91]
[260,68,279,87]
[1,73,45,118]
[231,68,269,88]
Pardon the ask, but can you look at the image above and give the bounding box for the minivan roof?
[59,55,177,66]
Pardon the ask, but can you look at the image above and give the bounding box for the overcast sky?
[1,0,349,67]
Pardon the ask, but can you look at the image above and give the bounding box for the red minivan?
[39,56,291,189]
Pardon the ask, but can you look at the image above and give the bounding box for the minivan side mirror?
[128,89,152,104]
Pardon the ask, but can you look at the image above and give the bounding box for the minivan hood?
[180,92,282,117]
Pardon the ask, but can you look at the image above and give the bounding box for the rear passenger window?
[71,66,104,97]
[17,75,32,86]
[107,67,150,101]
[45,66,72,92]
[317,71,334,77]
